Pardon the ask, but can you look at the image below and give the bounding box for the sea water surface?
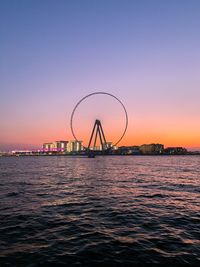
[0,156,200,266]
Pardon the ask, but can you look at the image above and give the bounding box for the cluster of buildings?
[118,144,188,155]
[42,140,114,153]
[42,140,188,155]
[42,140,83,153]
[3,141,191,156]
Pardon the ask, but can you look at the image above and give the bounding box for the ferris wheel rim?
[70,91,128,150]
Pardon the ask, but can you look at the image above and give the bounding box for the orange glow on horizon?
[3,129,199,150]
[1,109,200,150]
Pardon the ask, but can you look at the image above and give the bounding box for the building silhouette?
[139,144,164,154]
[43,141,68,152]
[67,140,83,152]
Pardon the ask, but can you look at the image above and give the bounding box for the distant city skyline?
[1,0,200,151]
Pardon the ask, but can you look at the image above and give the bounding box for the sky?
[0,0,200,151]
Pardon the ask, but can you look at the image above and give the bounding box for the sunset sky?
[0,0,200,151]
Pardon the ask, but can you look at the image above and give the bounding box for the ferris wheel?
[70,92,128,154]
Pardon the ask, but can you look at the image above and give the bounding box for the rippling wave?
[0,156,200,266]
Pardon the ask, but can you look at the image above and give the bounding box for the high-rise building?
[43,141,68,152]
[67,140,83,152]
[43,142,54,151]
[54,141,68,152]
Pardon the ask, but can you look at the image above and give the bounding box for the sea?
[0,156,200,267]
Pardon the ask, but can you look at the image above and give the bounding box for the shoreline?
[1,153,200,157]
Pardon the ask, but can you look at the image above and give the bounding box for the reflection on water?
[0,156,200,266]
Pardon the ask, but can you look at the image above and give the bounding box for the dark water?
[0,156,200,267]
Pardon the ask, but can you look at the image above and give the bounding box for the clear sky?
[0,0,200,151]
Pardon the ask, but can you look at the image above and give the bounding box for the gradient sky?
[0,0,200,151]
